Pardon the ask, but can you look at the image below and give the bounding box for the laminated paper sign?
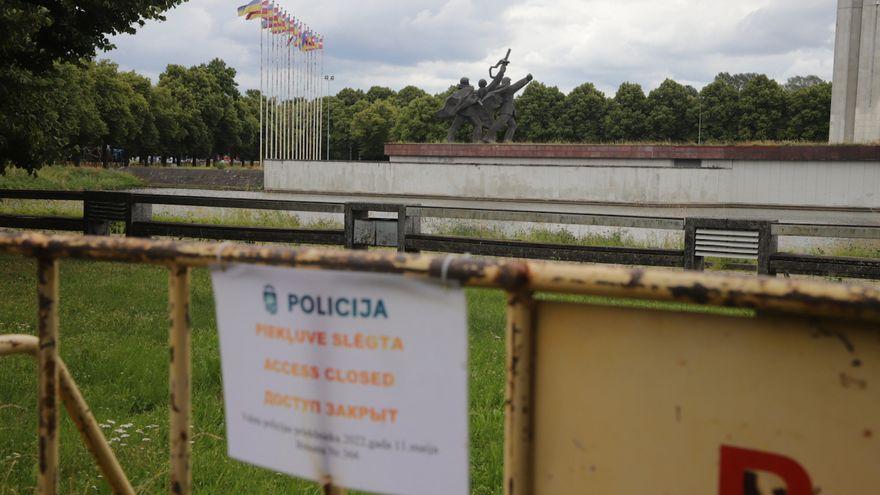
[211,264,468,495]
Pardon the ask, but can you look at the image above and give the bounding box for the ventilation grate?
[695,229,759,260]
[85,202,128,222]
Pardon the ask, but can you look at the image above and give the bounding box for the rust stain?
[624,269,645,289]
[840,373,868,390]
[864,429,873,438]
[39,437,47,473]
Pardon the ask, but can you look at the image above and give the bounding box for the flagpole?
[297,36,303,160]
[310,47,315,160]
[318,47,324,162]
[267,19,273,161]
[283,29,288,161]
[313,46,318,161]
[272,25,281,160]
[305,44,312,160]
[259,15,264,166]
[284,29,293,160]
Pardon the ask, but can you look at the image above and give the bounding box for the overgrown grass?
[812,241,880,260]
[152,210,342,231]
[0,200,82,218]
[0,255,753,494]
[0,166,143,191]
[433,221,673,249]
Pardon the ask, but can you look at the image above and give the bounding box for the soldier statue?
[436,77,484,143]
[436,50,533,144]
[482,73,533,143]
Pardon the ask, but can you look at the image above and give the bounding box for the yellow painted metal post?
[505,291,535,495]
[168,265,191,495]
[58,359,135,495]
[37,258,59,495]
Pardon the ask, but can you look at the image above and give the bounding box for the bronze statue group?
[436,50,533,143]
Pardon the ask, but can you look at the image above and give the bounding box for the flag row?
[237,0,324,51]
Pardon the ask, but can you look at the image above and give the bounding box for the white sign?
[211,264,469,495]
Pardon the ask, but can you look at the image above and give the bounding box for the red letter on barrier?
[719,445,813,495]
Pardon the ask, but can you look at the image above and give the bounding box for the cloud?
[104,0,837,97]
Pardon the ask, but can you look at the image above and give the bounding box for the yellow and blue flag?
[237,0,261,17]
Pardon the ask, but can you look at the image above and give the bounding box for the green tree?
[737,75,787,141]
[366,86,395,102]
[119,70,157,164]
[157,64,211,165]
[514,81,565,142]
[395,86,429,107]
[150,85,186,165]
[90,60,141,166]
[604,82,648,141]
[559,83,608,142]
[322,96,353,160]
[336,88,366,106]
[350,100,397,160]
[0,67,71,172]
[392,95,444,143]
[714,72,760,92]
[784,75,825,92]
[54,62,107,166]
[784,82,831,141]
[235,90,261,164]
[646,79,698,142]
[699,79,740,142]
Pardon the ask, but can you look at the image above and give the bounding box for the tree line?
[0,58,261,170]
[0,3,834,173]
[330,73,831,160]
[2,59,832,171]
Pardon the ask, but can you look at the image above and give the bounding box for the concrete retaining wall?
[264,159,880,208]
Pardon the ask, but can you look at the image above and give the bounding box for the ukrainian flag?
[237,0,261,18]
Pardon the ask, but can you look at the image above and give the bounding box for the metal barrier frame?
[1,231,880,494]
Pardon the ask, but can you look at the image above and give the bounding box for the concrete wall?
[265,159,880,208]
[831,0,880,144]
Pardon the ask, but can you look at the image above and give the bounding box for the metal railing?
[2,189,879,279]
[1,231,880,494]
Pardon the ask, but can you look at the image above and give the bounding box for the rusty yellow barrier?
[0,231,878,494]
[0,334,134,494]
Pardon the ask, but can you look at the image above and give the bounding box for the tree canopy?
[0,0,185,173]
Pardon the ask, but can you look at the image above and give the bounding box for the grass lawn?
[0,255,507,494]
[0,250,753,494]
[0,166,143,191]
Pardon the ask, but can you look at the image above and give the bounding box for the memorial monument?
[829,0,880,144]
[436,50,533,143]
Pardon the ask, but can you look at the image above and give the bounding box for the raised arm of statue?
[485,65,507,93]
[509,73,534,94]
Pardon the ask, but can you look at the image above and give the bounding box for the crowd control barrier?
[0,231,878,494]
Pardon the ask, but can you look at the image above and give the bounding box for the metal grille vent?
[695,229,759,260]
[84,202,128,222]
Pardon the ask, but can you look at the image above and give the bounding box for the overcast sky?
[106,0,837,96]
